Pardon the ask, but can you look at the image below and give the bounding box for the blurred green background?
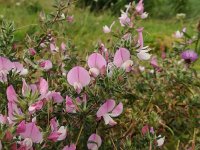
[0,0,199,51]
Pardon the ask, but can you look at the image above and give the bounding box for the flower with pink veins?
[103,21,115,33]
[87,133,102,150]
[96,99,123,126]
[88,53,107,77]
[63,144,76,150]
[113,48,133,72]
[39,60,53,71]
[48,118,67,142]
[19,122,43,143]
[66,96,76,113]
[136,0,144,15]
[67,66,90,93]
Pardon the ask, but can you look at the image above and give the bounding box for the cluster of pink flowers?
[0,0,199,149]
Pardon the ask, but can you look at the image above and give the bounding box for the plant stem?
[149,141,152,150]
[75,124,84,145]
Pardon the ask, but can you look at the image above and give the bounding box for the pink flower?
[137,27,144,49]
[50,43,59,53]
[0,57,14,83]
[7,85,18,103]
[20,122,43,143]
[17,120,26,134]
[119,12,131,27]
[48,92,64,103]
[29,48,36,56]
[48,118,67,142]
[28,100,43,114]
[19,138,33,150]
[39,60,53,71]
[66,16,74,23]
[150,56,162,71]
[103,21,115,33]
[6,85,23,122]
[66,96,76,113]
[22,78,31,97]
[38,78,49,96]
[61,42,66,51]
[12,62,28,75]
[63,144,76,150]
[141,12,148,19]
[174,30,183,38]
[137,48,151,60]
[113,48,133,72]
[96,99,123,126]
[136,0,144,14]
[67,66,90,93]
[87,133,102,150]
[141,125,149,135]
[88,53,107,77]
[0,114,7,124]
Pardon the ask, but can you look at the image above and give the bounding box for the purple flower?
[181,50,198,63]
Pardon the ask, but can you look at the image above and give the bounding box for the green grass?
[0,0,198,52]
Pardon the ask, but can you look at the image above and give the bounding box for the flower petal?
[110,102,123,117]
[88,53,107,70]
[113,48,130,67]
[87,133,102,150]
[38,78,48,96]
[96,99,116,118]
[67,66,90,87]
[6,85,18,102]
[20,122,43,143]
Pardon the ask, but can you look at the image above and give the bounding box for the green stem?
[75,124,84,145]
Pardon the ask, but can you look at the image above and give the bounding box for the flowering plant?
[0,0,199,149]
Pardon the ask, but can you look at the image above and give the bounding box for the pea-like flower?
[19,122,43,144]
[135,0,144,15]
[67,66,90,93]
[63,144,76,150]
[87,53,107,77]
[96,99,123,126]
[113,48,133,72]
[39,60,53,71]
[87,133,102,150]
[103,21,115,33]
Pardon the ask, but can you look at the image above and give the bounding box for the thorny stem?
[75,124,84,145]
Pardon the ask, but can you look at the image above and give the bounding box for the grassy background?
[0,0,199,52]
